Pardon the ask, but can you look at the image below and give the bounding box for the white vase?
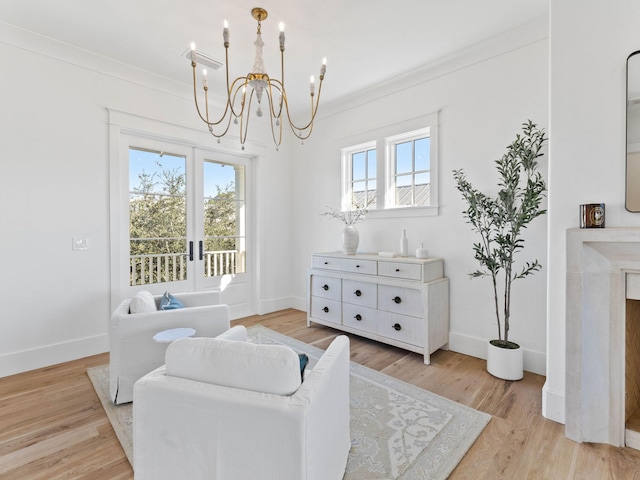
[400,229,408,256]
[342,225,359,254]
[486,340,523,381]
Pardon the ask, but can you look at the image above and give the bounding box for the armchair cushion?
[166,336,302,395]
[129,290,156,313]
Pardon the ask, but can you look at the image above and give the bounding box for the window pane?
[203,160,246,276]
[352,152,366,181]
[415,172,431,206]
[366,182,377,208]
[415,137,430,171]
[395,141,413,174]
[129,148,187,286]
[395,174,413,206]
[367,149,376,178]
[352,181,366,206]
[353,180,366,193]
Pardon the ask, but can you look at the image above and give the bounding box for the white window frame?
[385,128,432,209]
[341,141,377,210]
[340,112,439,218]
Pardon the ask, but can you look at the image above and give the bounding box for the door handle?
[189,241,194,261]
[199,240,204,261]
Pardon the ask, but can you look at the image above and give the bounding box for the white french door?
[116,133,253,316]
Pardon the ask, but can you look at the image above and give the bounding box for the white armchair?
[109,291,230,405]
[133,332,351,480]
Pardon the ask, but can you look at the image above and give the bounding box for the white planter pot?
[486,340,523,381]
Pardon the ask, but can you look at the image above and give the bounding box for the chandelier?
[188,7,327,150]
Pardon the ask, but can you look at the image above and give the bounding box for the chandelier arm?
[206,109,235,138]
[239,88,256,146]
[264,90,283,147]
[191,60,238,128]
[266,80,285,120]
[281,77,324,133]
[191,61,214,125]
[228,77,252,119]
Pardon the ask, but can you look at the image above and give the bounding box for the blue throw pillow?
[159,291,185,310]
[299,353,309,381]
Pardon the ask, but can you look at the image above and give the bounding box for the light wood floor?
[3,309,640,479]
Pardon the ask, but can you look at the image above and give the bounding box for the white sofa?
[109,291,230,405]
[133,332,351,480]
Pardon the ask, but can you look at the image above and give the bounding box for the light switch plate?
[72,237,89,251]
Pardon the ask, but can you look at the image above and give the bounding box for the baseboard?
[258,296,302,315]
[542,381,566,424]
[448,332,546,376]
[0,334,109,378]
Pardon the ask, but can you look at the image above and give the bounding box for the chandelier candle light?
[189,8,327,150]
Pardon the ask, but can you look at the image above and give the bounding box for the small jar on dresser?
[307,252,450,364]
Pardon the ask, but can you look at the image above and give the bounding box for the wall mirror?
[627,51,640,211]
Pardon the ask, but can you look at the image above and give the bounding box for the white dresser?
[307,252,449,364]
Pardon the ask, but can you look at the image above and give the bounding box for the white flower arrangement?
[321,202,369,226]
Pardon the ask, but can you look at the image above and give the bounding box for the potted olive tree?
[452,120,547,380]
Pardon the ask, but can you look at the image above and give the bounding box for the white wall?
[545,0,640,423]
[0,24,293,377]
[291,19,550,374]
[0,16,552,382]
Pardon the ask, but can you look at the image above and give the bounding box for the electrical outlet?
[72,238,89,251]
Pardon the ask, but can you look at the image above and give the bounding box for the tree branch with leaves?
[453,120,547,347]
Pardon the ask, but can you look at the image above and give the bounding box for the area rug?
[88,325,490,479]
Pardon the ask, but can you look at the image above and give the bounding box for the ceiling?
[0,0,548,110]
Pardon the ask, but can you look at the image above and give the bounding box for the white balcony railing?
[130,250,238,286]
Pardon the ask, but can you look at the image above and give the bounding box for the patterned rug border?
[88,325,490,479]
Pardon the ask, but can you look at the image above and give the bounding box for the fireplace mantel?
[566,227,640,446]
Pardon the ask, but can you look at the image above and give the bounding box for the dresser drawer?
[377,311,425,347]
[310,275,341,301]
[342,303,377,333]
[342,279,377,308]
[378,285,423,317]
[378,261,423,281]
[310,297,342,325]
[312,255,377,275]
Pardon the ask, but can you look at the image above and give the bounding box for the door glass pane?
[129,148,187,286]
[203,160,246,277]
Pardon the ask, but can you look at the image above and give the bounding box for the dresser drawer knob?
[324,261,328,265]
[322,284,329,291]
[322,306,329,313]
[393,323,402,331]
[395,268,400,272]
[354,289,362,296]
[392,296,402,304]
[356,264,360,268]
[355,314,362,321]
